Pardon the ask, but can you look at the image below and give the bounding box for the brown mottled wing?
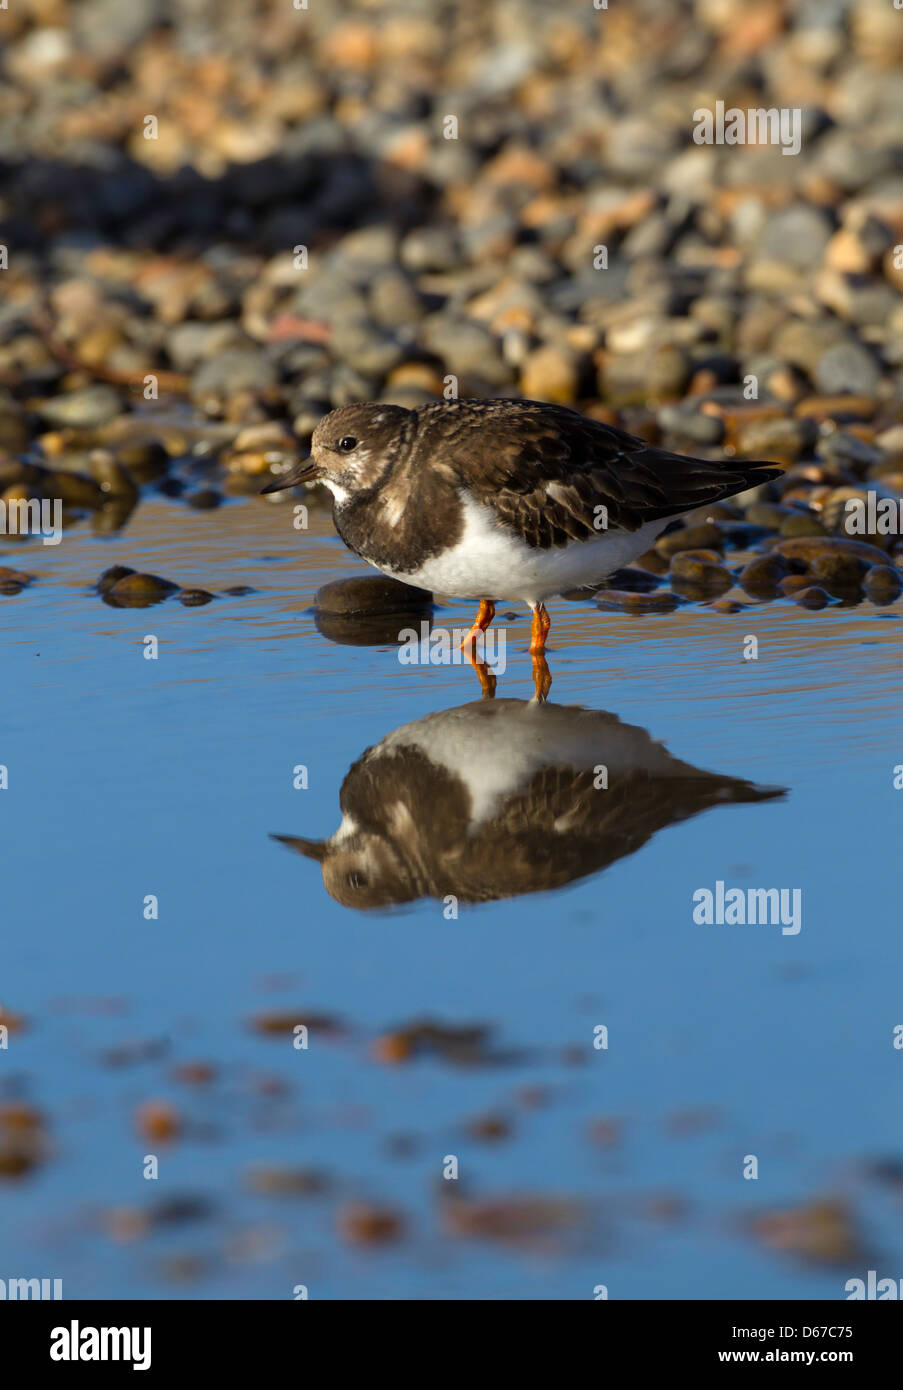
[430,400,781,549]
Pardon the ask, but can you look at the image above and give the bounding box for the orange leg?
[529,602,551,654]
[459,601,497,698]
[469,653,497,699]
[531,652,551,702]
[459,599,496,649]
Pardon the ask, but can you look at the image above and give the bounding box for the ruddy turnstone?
[262,398,781,693]
[272,698,782,910]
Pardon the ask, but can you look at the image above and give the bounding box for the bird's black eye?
[338,436,358,453]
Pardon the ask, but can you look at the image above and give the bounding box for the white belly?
[380,495,667,603]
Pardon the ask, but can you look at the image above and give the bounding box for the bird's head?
[260,403,414,502]
[272,830,423,910]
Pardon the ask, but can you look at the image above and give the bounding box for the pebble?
[795,395,877,424]
[738,553,791,598]
[759,205,833,271]
[106,572,180,605]
[773,536,889,569]
[329,319,405,378]
[113,442,170,481]
[314,576,432,616]
[750,1196,861,1265]
[779,575,819,597]
[338,1202,404,1246]
[820,429,882,466]
[36,386,123,430]
[419,315,512,390]
[668,551,733,592]
[793,586,832,610]
[657,405,725,446]
[655,523,723,558]
[876,425,903,457]
[597,567,662,593]
[596,590,680,614]
[863,566,903,604]
[48,470,105,509]
[745,502,793,529]
[809,553,870,589]
[519,344,580,405]
[736,417,815,461]
[88,452,141,500]
[96,565,135,593]
[134,1101,181,1144]
[779,512,826,538]
[185,489,222,510]
[441,1193,581,1244]
[814,341,881,396]
[246,1166,328,1197]
[191,350,279,405]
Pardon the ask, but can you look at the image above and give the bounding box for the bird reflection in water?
[271,699,784,911]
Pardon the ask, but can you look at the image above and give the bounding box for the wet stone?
[96,565,135,593]
[745,502,793,529]
[0,411,29,453]
[863,565,903,604]
[47,471,105,509]
[185,489,222,510]
[793,586,832,610]
[88,453,140,500]
[668,551,733,592]
[809,553,871,588]
[315,575,432,617]
[596,567,662,593]
[779,512,826,538]
[596,589,680,614]
[633,548,670,575]
[314,609,433,647]
[655,523,723,558]
[0,565,33,590]
[739,553,791,598]
[179,589,215,607]
[106,572,180,605]
[773,536,889,569]
[779,574,820,597]
[113,441,170,481]
[736,417,815,461]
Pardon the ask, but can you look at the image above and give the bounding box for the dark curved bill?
[270,833,327,862]
[260,459,318,493]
